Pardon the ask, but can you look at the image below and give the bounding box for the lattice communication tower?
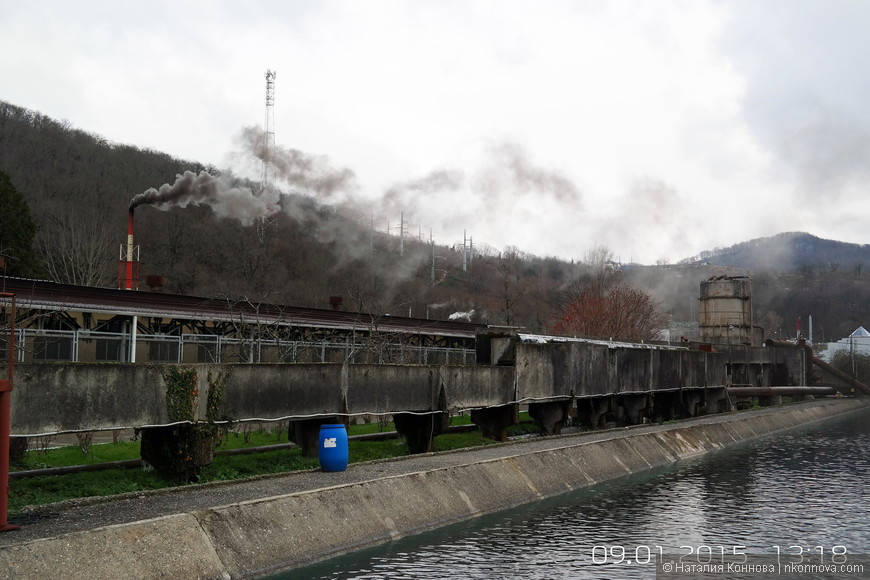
[262,69,276,190]
[257,69,277,242]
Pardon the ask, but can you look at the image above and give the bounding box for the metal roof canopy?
[0,277,483,339]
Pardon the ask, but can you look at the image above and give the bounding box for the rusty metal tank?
[699,276,759,346]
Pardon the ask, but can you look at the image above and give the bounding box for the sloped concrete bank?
[1,398,866,580]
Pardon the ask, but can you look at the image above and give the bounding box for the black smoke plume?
[128,170,274,226]
[238,125,357,198]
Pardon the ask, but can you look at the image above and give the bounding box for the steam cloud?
[375,141,584,244]
[383,169,465,207]
[484,141,582,204]
[448,309,475,321]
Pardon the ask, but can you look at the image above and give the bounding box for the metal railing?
[3,328,475,365]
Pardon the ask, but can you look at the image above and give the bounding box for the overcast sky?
[2,0,868,264]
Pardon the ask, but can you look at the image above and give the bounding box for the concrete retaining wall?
[514,342,727,399]
[10,363,515,435]
[0,398,865,579]
[11,339,802,435]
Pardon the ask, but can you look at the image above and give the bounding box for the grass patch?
[8,413,537,516]
[506,420,540,437]
[10,469,174,513]
[199,448,321,482]
[16,439,142,470]
[433,430,498,451]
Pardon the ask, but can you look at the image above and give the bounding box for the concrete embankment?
[1,398,866,580]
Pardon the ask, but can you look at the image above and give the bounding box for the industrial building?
[0,277,478,365]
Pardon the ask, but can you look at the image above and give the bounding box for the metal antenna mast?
[257,69,277,242]
[262,69,276,190]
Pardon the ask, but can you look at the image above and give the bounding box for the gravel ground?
[1,398,864,547]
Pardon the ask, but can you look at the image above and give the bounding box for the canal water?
[278,408,870,579]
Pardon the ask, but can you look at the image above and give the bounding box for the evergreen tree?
[0,170,42,277]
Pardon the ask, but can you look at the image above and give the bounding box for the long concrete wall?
[514,342,725,399]
[10,363,515,435]
[0,398,864,580]
[10,339,804,435]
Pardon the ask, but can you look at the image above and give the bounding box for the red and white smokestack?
[125,209,135,289]
[118,208,140,290]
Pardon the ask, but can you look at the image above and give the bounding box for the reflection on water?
[279,409,870,579]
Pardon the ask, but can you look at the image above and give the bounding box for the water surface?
[279,408,870,579]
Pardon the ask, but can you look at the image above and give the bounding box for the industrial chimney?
[117,209,140,290]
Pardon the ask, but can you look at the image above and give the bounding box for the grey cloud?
[721,1,870,201]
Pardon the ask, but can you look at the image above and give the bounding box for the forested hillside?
[681,232,870,273]
[2,99,869,342]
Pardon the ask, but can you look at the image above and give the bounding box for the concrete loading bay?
[8,330,814,472]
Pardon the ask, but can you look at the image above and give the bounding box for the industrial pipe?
[809,355,870,397]
[765,338,870,396]
[726,386,837,397]
[764,338,803,349]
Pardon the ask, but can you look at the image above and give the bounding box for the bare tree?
[564,243,619,301]
[37,207,114,286]
[582,244,614,267]
[550,284,667,342]
[497,262,527,326]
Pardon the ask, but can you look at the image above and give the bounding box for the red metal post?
[0,293,19,531]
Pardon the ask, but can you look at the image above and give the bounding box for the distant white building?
[819,326,870,362]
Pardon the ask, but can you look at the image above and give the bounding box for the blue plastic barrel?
[318,424,348,472]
